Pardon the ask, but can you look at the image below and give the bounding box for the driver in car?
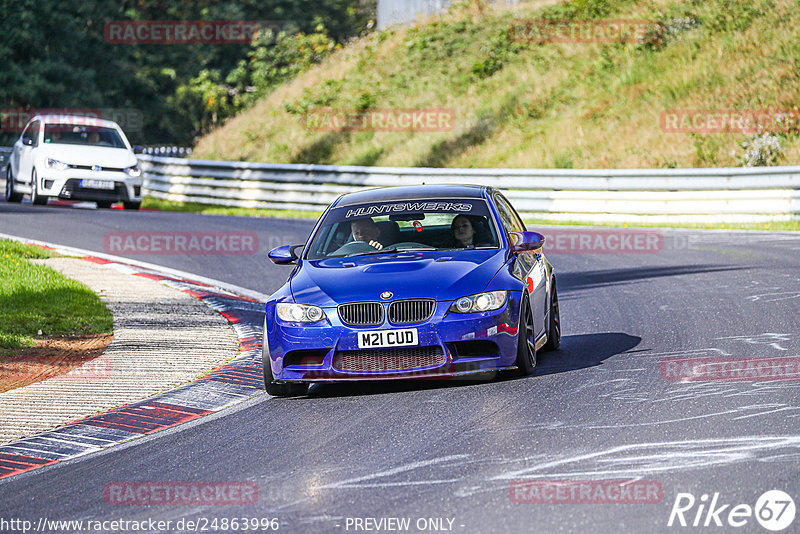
[351,218,385,250]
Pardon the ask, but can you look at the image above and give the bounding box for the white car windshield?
[43,124,126,149]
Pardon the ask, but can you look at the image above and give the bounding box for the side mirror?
[509,231,545,254]
[268,244,303,265]
[22,138,34,146]
[132,145,144,155]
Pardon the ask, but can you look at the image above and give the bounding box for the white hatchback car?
[5,114,143,209]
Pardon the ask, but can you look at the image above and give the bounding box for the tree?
[0,0,376,145]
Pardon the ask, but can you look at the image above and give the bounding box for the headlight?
[276,303,325,323]
[45,158,69,171]
[450,291,508,314]
[124,164,141,177]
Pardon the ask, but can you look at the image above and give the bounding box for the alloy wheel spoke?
[554,307,560,335]
[525,307,535,358]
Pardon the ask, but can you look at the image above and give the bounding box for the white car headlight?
[45,158,70,171]
[276,303,325,323]
[450,291,508,314]
[124,164,141,177]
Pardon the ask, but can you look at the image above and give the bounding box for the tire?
[30,169,48,205]
[542,278,561,352]
[5,166,22,203]
[262,324,308,397]
[515,295,537,376]
[123,201,141,210]
[96,201,113,209]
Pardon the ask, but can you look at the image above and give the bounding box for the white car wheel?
[30,169,48,206]
[5,166,23,203]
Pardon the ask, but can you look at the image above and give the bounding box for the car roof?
[32,114,120,129]
[333,184,490,207]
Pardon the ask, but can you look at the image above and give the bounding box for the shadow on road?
[299,332,640,399]
[532,331,641,376]
[558,264,751,292]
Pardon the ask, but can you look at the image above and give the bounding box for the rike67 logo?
[668,490,795,531]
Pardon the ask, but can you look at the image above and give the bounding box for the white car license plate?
[81,179,115,190]
[358,329,418,349]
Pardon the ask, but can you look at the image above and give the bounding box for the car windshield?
[306,198,500,260]
[43,124,126,148]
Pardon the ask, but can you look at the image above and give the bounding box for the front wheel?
[5,167,22,203]
[515,296,537,376]
[30,169,48,205]
[263,359,309,397]
[542,278,561,352]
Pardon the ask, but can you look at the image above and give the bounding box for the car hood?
[290,250,509,306]
[38,144,136,168]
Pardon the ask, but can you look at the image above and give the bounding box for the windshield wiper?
[441,246,496,251]
[345,246,442,257]
[347,246,399,257]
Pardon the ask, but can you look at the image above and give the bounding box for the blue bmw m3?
[263,185,560,396]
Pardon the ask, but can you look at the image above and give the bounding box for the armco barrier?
[139,155,800,223]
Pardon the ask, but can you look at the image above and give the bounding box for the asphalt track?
[1,198,800,533]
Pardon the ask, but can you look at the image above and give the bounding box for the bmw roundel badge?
[380,291,393,300]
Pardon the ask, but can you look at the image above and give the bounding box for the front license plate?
[358,329,418,349]
[80,179,115,190]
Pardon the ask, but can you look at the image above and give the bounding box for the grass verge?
[142,198,322,220]
[142,198,800,231]
[522,218,800,232]
[0,240,113,356]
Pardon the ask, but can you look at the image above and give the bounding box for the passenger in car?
[449,214,492,249]
[451,214,477,248]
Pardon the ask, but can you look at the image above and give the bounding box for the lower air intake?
[333,346,446,373]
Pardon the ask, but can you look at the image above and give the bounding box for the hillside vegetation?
[0,0,373,145]
[194,0,800,169]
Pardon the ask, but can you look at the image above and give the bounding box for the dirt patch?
[0,334,113,393]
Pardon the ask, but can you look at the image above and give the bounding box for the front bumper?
[265,293,523,382]
[39,170,142,203]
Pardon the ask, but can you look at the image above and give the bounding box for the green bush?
[285,79,344,115]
